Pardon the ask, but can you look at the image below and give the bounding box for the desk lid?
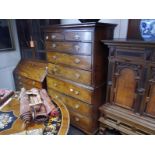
[15,59,47,82]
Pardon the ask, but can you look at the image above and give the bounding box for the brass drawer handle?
[75,73,80,79]
[74,45,80,51]
[51,35,56,39]
[45,36,49,40]
[52,43,56,48]
[54,95,59,99]
[32,81,35,85]
[74,58,81,64]
[54,83,58,87]
[52,55,57,60]
[75,104,80,109]
[74,34,80,40]
[70,88,74,92]
[69,88,79,95]
[53,67,58,72]
[75,117,80,122]
[74,91,79,95]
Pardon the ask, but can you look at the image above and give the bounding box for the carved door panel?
[143,67,155,118]
[110,61,144,111]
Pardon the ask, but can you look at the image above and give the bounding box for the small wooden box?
[13,59,47,90]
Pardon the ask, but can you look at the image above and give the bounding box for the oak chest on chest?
[44,23,116,134]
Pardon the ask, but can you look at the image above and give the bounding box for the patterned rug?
[43,102,62,135]
[0,111,17,132]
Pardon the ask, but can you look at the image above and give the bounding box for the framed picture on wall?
[0,19,15,51]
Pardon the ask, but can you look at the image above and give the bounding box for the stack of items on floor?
[19,88,58,125]
[0,89,14,106]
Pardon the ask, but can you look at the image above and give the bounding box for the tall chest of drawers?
[44,23,116,134]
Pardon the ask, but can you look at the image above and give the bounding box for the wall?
[61,19,128,38]
[0,19,21,90]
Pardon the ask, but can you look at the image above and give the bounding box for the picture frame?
[0,19,15,51]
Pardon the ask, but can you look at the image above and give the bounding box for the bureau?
[14,59,47,90]
[44,23,116,134]
[99,39,155,134]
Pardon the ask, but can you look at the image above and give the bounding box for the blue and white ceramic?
[140,19,155,41]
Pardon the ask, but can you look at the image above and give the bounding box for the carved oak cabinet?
[99,40,155,134]
[44,23,116,134]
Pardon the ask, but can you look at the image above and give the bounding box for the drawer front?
[17,75,42,89]
[48,63,92,85]
[47,76,92,103]
[45,33,64,41]
[65,31,92,42]
[48,88,95,117]
[47,52,91,70]
[18,83,40,90]
[115,49,145,61]
[46,42,91,55]
[69,110,97,133]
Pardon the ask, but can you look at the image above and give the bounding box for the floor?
[68,125,121,135]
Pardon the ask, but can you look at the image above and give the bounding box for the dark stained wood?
[45,31,92,42]
[146,84,155,116]
[127,19,142,40]
[45,41,92,55]
[100,39,155,134]
[65,31,92,42]
[43,22,116,30]
[143,66,155,118]
[44,23,116,134]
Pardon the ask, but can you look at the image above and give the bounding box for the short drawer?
[45,32,64,41]
[48,88,96,117]
[17,75,42,89]
[115,49,145,61]
[65,31,92,42]
[18,82,39,90]
[47,52,91,70]
[45,42,91,55]
[48,63,92,85]
[69,110,98,134]
[47,76,92,103]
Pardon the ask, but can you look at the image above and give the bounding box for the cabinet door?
[109,61,144,111]
[143,67,155,118]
